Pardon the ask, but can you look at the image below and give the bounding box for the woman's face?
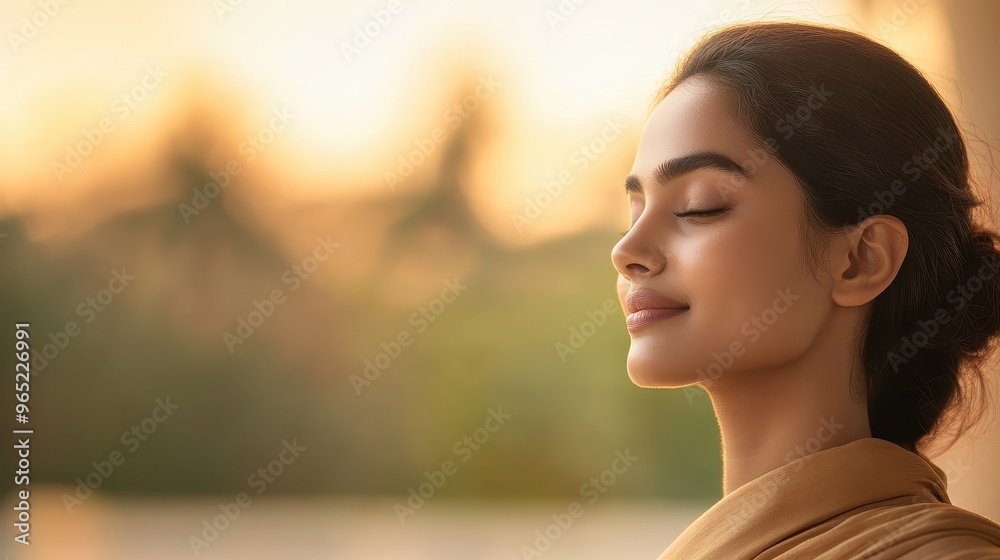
[611,76,833,389]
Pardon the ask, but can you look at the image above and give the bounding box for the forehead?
[632,76,755,174]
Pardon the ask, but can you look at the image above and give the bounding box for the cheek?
[679,219,810,346]
[677,226,776,304]
[697,222,826,372]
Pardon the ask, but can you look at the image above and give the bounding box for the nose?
[611,224,665,281]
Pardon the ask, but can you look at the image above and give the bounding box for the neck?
[702,313,872,496]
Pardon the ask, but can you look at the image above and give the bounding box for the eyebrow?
[624,151,751,194]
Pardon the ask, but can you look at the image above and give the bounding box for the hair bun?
[951,229,1000,355]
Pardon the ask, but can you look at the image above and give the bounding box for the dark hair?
[654,21,1000,454]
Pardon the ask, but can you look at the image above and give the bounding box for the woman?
[611,21,1000,559]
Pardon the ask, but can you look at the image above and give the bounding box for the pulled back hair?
[655,21,1000,454]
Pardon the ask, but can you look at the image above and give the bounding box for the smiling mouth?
[625,307,689,332]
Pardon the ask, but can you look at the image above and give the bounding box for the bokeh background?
[2,0,999,558]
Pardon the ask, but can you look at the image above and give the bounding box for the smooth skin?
[611,75,909,496]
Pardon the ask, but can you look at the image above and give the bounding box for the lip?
[624,289,689,332]
[625,289,689,315]
[625,307,688,332]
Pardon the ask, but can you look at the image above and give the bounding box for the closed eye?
[620,206,730,237]
[674,207,729,219]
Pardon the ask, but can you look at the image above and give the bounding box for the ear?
[830,216,909,307]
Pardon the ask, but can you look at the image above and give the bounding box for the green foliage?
[0,171,720,502]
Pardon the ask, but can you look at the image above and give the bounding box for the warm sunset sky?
[0,0,957,246]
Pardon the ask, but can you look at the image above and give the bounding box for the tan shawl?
[657,437,1000,559]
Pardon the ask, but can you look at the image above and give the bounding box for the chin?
[625,353,698,388]
[627,370,666,388]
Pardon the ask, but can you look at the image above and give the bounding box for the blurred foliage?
[0,86,721,503]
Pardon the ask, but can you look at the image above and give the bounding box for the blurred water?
[1,491,706,560]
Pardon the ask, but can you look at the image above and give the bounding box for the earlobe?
[831,216,908,308]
